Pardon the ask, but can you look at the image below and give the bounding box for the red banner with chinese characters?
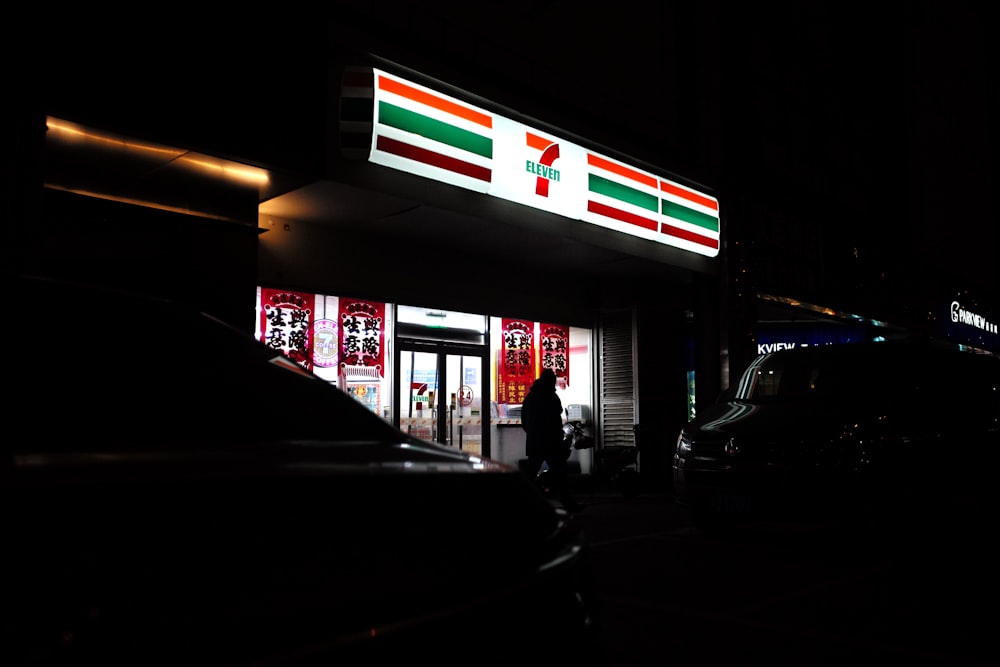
[338,298,385,375]
[498,318,535,404]
[259,288,316,372]
[540,322,570,388]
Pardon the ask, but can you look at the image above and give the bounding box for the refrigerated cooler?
[339,364,383,415]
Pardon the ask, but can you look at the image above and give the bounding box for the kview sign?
[755,322,867,355]
[341,67,721,258]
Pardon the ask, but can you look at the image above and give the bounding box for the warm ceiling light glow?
[176,155,270,187]
[46,118,183,159]
[46,116,270,188]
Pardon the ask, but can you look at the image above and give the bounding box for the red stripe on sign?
[587,153,658,189]
[587,200,658,232]
[377,135,492,182]
[378,75,493,128]
[661,222,720,250]
[660,181,719,211]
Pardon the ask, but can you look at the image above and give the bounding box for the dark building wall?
[717,3,906,375]
[30,189,260,330]
[257,213,605,329]
[13,19,326,326]
[4,100,262,328]
[899,3,998,333]
[4,108,46,282]
[634,293,699,488]
[718,2,998,371]
[34,19,332,178]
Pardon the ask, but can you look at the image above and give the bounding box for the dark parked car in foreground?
[3,275,600,666]
[674,339,1000,531]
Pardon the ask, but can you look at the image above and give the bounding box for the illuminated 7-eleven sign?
[340,66,721,258]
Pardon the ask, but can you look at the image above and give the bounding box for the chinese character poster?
[541,323,569,388]
[498,318,535,404]
[338,299,385,374]
[259,288,316,371]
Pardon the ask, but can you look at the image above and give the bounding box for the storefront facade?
[251,59,724,476]
[15,41,726,487]
[256,284,598,470]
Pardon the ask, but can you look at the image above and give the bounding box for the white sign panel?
[361,67,721,258]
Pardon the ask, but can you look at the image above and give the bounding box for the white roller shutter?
[599,309,637,449]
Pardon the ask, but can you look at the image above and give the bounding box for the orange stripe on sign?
[587,154,657,189]
[660,181,719,211]
[378,75,493,129]
[526,132,553,150]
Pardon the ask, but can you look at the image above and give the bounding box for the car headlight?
[676,433,692,454]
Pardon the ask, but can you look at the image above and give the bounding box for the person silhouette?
[520,368,582,512]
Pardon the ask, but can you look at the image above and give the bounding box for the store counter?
[489,419,591,474]
[490,420,525,467]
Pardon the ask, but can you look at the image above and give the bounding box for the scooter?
[560,420,641,498]
[535,420,593,499]
[562,419,595,452]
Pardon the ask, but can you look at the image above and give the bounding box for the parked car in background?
[3,274,601,666]
[673,339,1000,531]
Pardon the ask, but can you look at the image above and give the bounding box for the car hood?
[9,435,510,474]
[5,441,590,665]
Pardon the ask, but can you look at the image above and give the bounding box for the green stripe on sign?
[589,174,658,212]
[379,101,492,159]
[662,200,719,232]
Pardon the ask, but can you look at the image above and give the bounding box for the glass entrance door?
[397,343,485,457]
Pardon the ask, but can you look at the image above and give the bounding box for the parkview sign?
[951,301,998,335]
[341,67,721,258]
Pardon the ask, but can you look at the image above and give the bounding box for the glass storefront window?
[489,318,592,418]
[489,317,594,471]
[255,287,594,470]
[254,287,394,418]
[397,350,483,456]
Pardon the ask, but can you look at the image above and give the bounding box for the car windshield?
[731,345,899,404]
[730,342,1000,410]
